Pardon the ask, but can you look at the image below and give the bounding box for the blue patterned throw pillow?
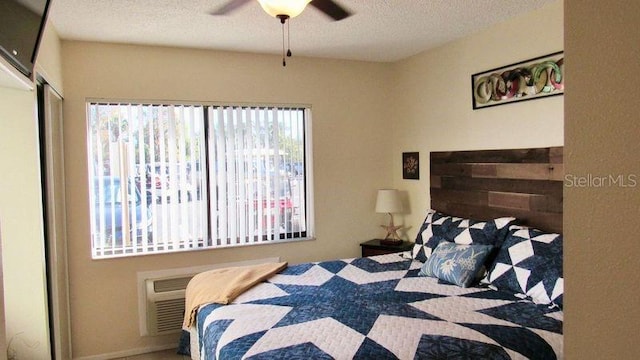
[419,242,493,287]
[484,226,563,308]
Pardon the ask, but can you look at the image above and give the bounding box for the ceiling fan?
[211,0,353,66]
[211,0,353,21]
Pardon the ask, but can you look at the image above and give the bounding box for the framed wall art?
[402,152,419,180]
[471,51,564,110]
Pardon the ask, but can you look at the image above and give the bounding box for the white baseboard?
[73,343,177,360]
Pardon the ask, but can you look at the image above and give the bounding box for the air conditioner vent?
[155,298,186,333]
[153,276,193,293]
[145,278,188,336]
[138,258,280,337]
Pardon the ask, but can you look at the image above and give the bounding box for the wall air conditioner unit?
[138,257,281,337]
[145,275,193,336]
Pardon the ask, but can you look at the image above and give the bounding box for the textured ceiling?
[49,0,556,62]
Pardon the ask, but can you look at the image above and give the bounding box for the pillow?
[411,210,453,262]
[484,225,563,308]
[447,216,516,272]
[419,242,493,287]
[446,216,516,247]
[411,209,515,263]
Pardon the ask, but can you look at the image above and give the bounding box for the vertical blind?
[87,102,309,258]
[207,106,307,246]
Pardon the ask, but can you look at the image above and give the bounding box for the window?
[87,102,312,258]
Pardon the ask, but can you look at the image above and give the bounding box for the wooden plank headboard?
[430,147,563,233]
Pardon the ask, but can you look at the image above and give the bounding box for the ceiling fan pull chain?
[287,19,292,57]
[281,19,286,66]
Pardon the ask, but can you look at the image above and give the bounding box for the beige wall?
[564,0,640,358]
[390,1,564,237]
[0,87,50,360]
[5,0,640,357]
[0,229,6,360]
[36,21,64,95]
[61,42,395,356]
[61,2,568,357]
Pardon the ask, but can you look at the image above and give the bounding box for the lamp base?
[379,213,403,243]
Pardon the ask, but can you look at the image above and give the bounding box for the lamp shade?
[375,189,403,214]
[257,0,312,18]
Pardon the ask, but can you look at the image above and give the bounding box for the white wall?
[390,1,564,237]
[0,87,50,360]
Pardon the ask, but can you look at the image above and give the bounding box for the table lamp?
[375,189,403,245]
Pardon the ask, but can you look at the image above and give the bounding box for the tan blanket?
[182,261,288,329]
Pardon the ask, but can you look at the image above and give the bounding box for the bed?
[180,147,564,359]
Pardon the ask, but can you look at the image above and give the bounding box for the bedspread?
[189,253,562,359]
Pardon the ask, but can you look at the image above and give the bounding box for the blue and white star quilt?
[189,253,562,359]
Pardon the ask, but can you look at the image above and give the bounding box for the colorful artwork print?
[403,152,419,180]
[472,51,564,109]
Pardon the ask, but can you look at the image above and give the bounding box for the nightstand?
[360,239,413,257]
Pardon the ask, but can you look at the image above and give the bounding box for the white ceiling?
[48,0,555,63]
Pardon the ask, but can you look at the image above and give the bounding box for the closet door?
[42,84,71,360]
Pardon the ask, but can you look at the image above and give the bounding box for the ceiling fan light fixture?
[257,0,312,18]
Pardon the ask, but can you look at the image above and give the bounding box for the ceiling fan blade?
[309,0,352,21]
[210,0,252,15]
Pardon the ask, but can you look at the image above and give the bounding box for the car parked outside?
[93,176,153,246]
[251,175,294,232]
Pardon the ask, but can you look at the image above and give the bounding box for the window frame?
[86,99,315,259]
